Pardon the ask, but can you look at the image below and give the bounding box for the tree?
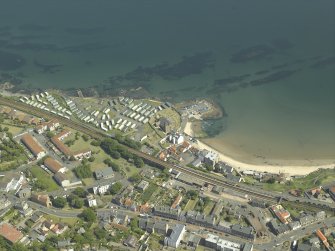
[88,156,95,162]
[74,164,93,179]
[110,182,122,195]
[73,187,88,198]
[68,194,84,208]
[80,208,96,223]
[129,173,141,183]
[46,131,55,138]
[52,197,67,208]
[82,134,89,142]
[94,227,107,239]
[187,190,199,200]
[134,156,144,168]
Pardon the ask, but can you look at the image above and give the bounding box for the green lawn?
[140,183,158,203]
[263,168,335,192]
[0,122,24,135]
[30,165,59,192]
[183,199,198,212]
[45,215,79,226]
[203,201,215,215]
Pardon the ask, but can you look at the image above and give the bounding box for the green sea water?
[0,0,334,164]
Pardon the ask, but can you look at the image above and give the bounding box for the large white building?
[0,174,25,193]
[164,224,185,248]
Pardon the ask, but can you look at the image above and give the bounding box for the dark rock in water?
[254,70,270,75]
[0,50,25,70]
[33,59,63,74]
[18,24,51,31]
[230,44,275,63]
[65,27,105,35]
[270,38,294,50]
[248,70,297,86]
[310,57,335,69]
[214,74,250,86]
[271,63,288,70]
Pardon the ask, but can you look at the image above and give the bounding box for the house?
[72,149,92,160]
[51,136,72,157]
[53,172,70,187]
[167,133,184,145]
[203,151,218,167]
[171,194,182,209]
[299,214,315,226]
[17,187,32,199]
[268,219,289,235]
[123,235,137,248]
[21,134,46,159]
[231,224,255,240]
[94,167,114,180]
[227,173,243,183]
[44,157,66,174]
[0,195,11,210]
[15,201,33,216]
[56,129,71,141]
[31,193,52,207]
[0,173,25,192]
[0,223,23,244]
[31,211,43,223]
[57,239,72,249]
[159,117,171,133]
[93,184,111,195]
[46,119,60,131]
[204,234,241,251]
[243,243,254,251]
[328,186,335,201]
[35,124,47,134]
[212,185,224,195]
[164,224,186,248]
[153,206,181,220]
[215,161,234,174]
[137,180,149,191]
[289,221,301,230]
[270,204,290,224]
[86,194,97,207]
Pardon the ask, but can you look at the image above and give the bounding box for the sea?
[0,0,334,165]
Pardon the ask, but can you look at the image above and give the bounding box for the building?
[204,234,241,251]
[215,161,234,174]
[15,201,33,216]
[31,194,52,207]
[123,235,137,248]
[17,187,31,199]
[72,149,92,160]
[329,186,335,201]
[171,194,182,209]
[86,194,97,207]
[268,219,290,235]
[243,243,254,251]
[159,117,171,133]
[227,173,244,183]
[137,180,149,191]
[53,172,70,187]
[167,133,184,145]
[203,151,218,167]
[51,136,72,157]
[0,195,11,210]
[95,167,114,180]
[0,173,25,192]
[21,134,46,159]
[153,206,181,220]
[270,204,291,224]
[44,157,66,174]
[0,223,23,244]
[164,224,186,248]
[93,184,111,195]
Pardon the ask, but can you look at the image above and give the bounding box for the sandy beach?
[184,122,335,176]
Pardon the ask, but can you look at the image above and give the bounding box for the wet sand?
[184,122,335,176]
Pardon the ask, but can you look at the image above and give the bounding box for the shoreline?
[184,121,335,176]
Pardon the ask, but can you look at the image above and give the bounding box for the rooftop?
[0,223,23,243]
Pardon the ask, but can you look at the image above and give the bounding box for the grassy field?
[0,122,25,135]
[183,199,198,212]
[263,168,335,192]
[203,201,215,215]
[140,183,158,203]
[30,165,59,192]
[44,215,79,226]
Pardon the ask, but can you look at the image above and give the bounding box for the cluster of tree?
[0,137,25,163]
[82,134,89,142]
[110,182,123,195]
[114,133,141,150]
[103,158,120,172]
[52,188,87,208]
[100,138,144,168]
[74,162,93,179]
[79,208,96,223]
[129,217,144,235]
[32,179,49,191]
